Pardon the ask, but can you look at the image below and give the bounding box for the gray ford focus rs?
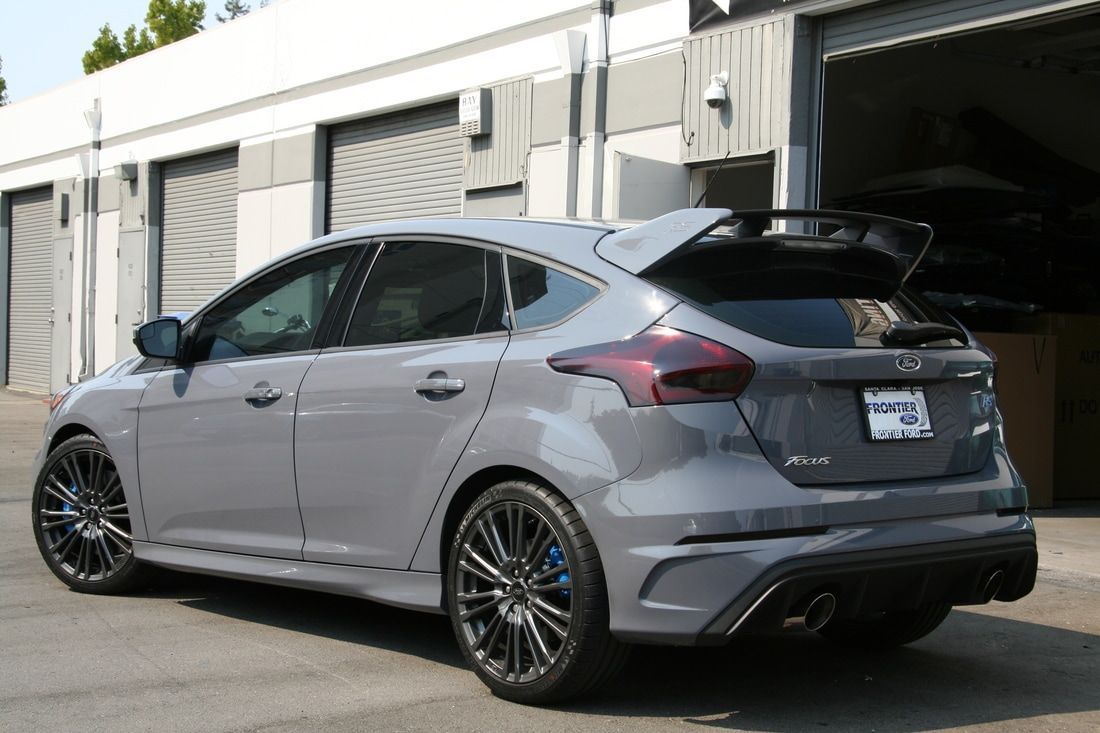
[32,208,1037,703]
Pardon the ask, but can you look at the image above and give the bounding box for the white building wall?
[94,211,120,371]
[1,0,703,386]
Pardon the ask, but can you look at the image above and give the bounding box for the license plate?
[862,386,934,441]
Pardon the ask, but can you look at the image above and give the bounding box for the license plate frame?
[861,386,934,441]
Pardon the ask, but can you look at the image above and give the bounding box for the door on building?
[8,187,54,393]
[326,102,464,233]
[49,237,73,391]
[116,229,147,359]
[160,148,239,314]
[136,244,358,558]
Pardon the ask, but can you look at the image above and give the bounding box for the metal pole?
[79,99,101,381]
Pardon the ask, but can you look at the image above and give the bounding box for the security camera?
[704,72,729,109]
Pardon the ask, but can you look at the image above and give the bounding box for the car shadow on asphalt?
[570,612,1099,730]
[140,570,465,669]
[139,571,1098,730]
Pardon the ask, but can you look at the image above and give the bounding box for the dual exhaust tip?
[783,570,1004,633]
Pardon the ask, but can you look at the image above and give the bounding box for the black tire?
[32,434,152,595]
[446,480,629,704]
[818,602,952,649]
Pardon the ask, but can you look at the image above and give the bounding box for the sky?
[0,1,228,103]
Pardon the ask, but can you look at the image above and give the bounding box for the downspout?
[555,30,586,217]
[79,99,101,381]
[588,0,610,218]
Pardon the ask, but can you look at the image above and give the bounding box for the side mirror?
[133,318,181,359]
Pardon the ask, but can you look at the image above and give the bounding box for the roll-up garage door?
[326,102,463,232]
[160,148,238,313]
[8,187,53,393]
[822,0,1069,57]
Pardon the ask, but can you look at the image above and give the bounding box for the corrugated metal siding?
[682,18,787,163]
[8,187,53,393]
[160,148,238,313]
[822,0,1068,57]
[326,102,463,232]
[465,78,533,190]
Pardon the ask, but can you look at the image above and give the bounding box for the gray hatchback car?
[32,208,1037,703]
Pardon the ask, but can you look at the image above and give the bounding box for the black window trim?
[324,235,512,354]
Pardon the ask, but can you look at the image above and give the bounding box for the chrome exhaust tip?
[982,569,1005,604]
[785,591,838,632]
[804,592,838,632]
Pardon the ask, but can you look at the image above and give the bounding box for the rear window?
[649,276,964,349]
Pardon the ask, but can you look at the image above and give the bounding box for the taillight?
[547,325,755,407]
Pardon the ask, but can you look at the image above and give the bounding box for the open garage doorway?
[820,10,1100,322]
[819,9,1100,504]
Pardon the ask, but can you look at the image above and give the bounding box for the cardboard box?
[975,331,1056,507]
[1011,314,1100,500]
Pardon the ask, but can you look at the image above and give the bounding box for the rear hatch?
[599,209,998,485]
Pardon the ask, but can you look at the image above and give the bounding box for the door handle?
[244,387,283,403]
[415,378,465,394]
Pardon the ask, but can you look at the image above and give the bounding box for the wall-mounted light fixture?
[704,72,729,110]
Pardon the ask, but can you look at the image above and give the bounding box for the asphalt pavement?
[1,387,1097,732]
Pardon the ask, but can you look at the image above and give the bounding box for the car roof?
[271,217,628,271]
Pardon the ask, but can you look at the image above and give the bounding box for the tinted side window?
[344,242,508,347]
[507,257,600,329]
[191,246,354,362]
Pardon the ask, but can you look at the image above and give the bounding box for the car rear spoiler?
[595,208,934,289]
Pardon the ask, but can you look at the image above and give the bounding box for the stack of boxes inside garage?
[819,16,1100,506]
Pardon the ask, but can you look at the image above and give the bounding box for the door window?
[190,246,355,362]
[344,242,508,347]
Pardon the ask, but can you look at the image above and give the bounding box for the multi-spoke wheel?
[447,480,628,704]
[32,434,150,594]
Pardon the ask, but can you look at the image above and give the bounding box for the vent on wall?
[459,88,492,137]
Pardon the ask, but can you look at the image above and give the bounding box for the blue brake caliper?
[546,544,571,599]
[61,483,78,533]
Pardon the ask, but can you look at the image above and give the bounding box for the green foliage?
[145,0,206,46]
[216,0,250,23]
[0,56,8,106]
[82,1,206,74]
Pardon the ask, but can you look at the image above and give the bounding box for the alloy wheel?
[37,448,134,582]
[454,500,574,684]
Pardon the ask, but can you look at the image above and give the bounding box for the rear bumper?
[697,532,1036,645]
[572,400,1036,646]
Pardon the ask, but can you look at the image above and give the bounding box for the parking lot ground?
[1,387,1097,732]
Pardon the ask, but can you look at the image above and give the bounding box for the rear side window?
[344,241,508,347]
[650,275,963,349]
[507,257,600,329]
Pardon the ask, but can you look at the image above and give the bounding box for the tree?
[216,1,250,23]
[0,56,8,106]
[145,0,206,47]
[82,1,206,74]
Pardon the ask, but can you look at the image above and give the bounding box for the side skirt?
[133,541,445,614]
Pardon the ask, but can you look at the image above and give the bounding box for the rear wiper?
[880,321,965,346]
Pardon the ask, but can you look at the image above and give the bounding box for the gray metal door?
[326,102,463,232]
[160,148,238,314]
[8,187,53,393]
[822,0,1069,58]
[49,237,73,392]
[116,229,146,359]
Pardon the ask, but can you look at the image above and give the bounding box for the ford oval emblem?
[900,413,920,426]
[896,354,921,371]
